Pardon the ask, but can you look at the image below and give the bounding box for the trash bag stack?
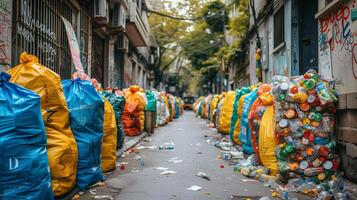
[8,52,78,196]
[272,70,339,183]
[0,72,54,199]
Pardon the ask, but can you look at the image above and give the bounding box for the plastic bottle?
[328,176,344,196]
[316,191,334,200]
[316,82,332,105]
[278,144,296,160]
[304,167,323,176]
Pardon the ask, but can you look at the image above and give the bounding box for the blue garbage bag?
[0,72,54,199]
[62,79,104,190]
[239,88,259,154]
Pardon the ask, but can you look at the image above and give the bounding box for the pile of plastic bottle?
[271,70,345,199]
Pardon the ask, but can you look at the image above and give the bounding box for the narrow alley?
[81,111,271,200]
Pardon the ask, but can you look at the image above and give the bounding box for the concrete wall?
[317,0,357,95]
[0,0,12,72]
[249,0,292,84]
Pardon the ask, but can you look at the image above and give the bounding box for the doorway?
[299,0,318,74]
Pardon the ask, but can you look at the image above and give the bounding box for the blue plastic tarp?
[62,79,104,190]
[239,88,259,154]
[0,72,54,199]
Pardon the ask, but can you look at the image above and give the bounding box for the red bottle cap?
[291,86,298,94]
[319,146,330,157]
[300,102,310,112]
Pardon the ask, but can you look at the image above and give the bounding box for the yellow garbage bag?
[259,106,278,175]
[232,93,249,144]
[209,95,220,122]
[8,52,78,196]
[218,91,236,134]
[101,98,118,172]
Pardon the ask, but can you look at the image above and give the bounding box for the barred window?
[12,0,77,78]
[80,10,90,73]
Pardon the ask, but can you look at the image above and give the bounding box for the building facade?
[243,0,357,181]
[0,0,155,89]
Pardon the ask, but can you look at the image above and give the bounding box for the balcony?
[126,1,149,47]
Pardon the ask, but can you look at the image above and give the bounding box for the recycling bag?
[102,91,126,149]
[145,90,157,112]
[101,98,118,172]
[229,88,250,142]
[0,72,54,199]
[218,91,236,134]
[258,105,278,175]
[209,95,220,122]
[232,93,249,144]
[248,92,273,163]
[239,89,259,154]
[122,86,146,136]
[7,52,77,196]
[62,79,104,190]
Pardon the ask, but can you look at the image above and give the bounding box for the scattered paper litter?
[186,185,202,191]
[168,157,183,164]
[160,170,176,175]
[90,195,114,200]
[156,167,169,171]
[133,155,142,160]
[136,145,157,150]
[241,179,259,183]
[143,138,153,142]
[196,172,210,180]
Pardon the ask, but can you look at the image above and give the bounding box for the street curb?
[116,132,148,157]
[56,132,148,200]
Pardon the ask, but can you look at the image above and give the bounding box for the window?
[274,7,284,48]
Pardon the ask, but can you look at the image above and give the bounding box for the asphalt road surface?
[81,111,272,200]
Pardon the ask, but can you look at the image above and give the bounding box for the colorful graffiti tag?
[319,0,357,80]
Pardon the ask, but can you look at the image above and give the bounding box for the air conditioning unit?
[116,34,129,52]
[110,3,126,31]
[94,0,109,25]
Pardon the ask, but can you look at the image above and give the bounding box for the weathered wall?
[318,0,357,94]
[249,0,292,84]
[0,0,12,72]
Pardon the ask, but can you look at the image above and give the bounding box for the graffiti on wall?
[319,0,357,80]
[0,0,12,72]
[17,0,57,68]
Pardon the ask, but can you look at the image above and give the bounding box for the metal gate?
[91,32,105,86]
[12,0,75,78]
